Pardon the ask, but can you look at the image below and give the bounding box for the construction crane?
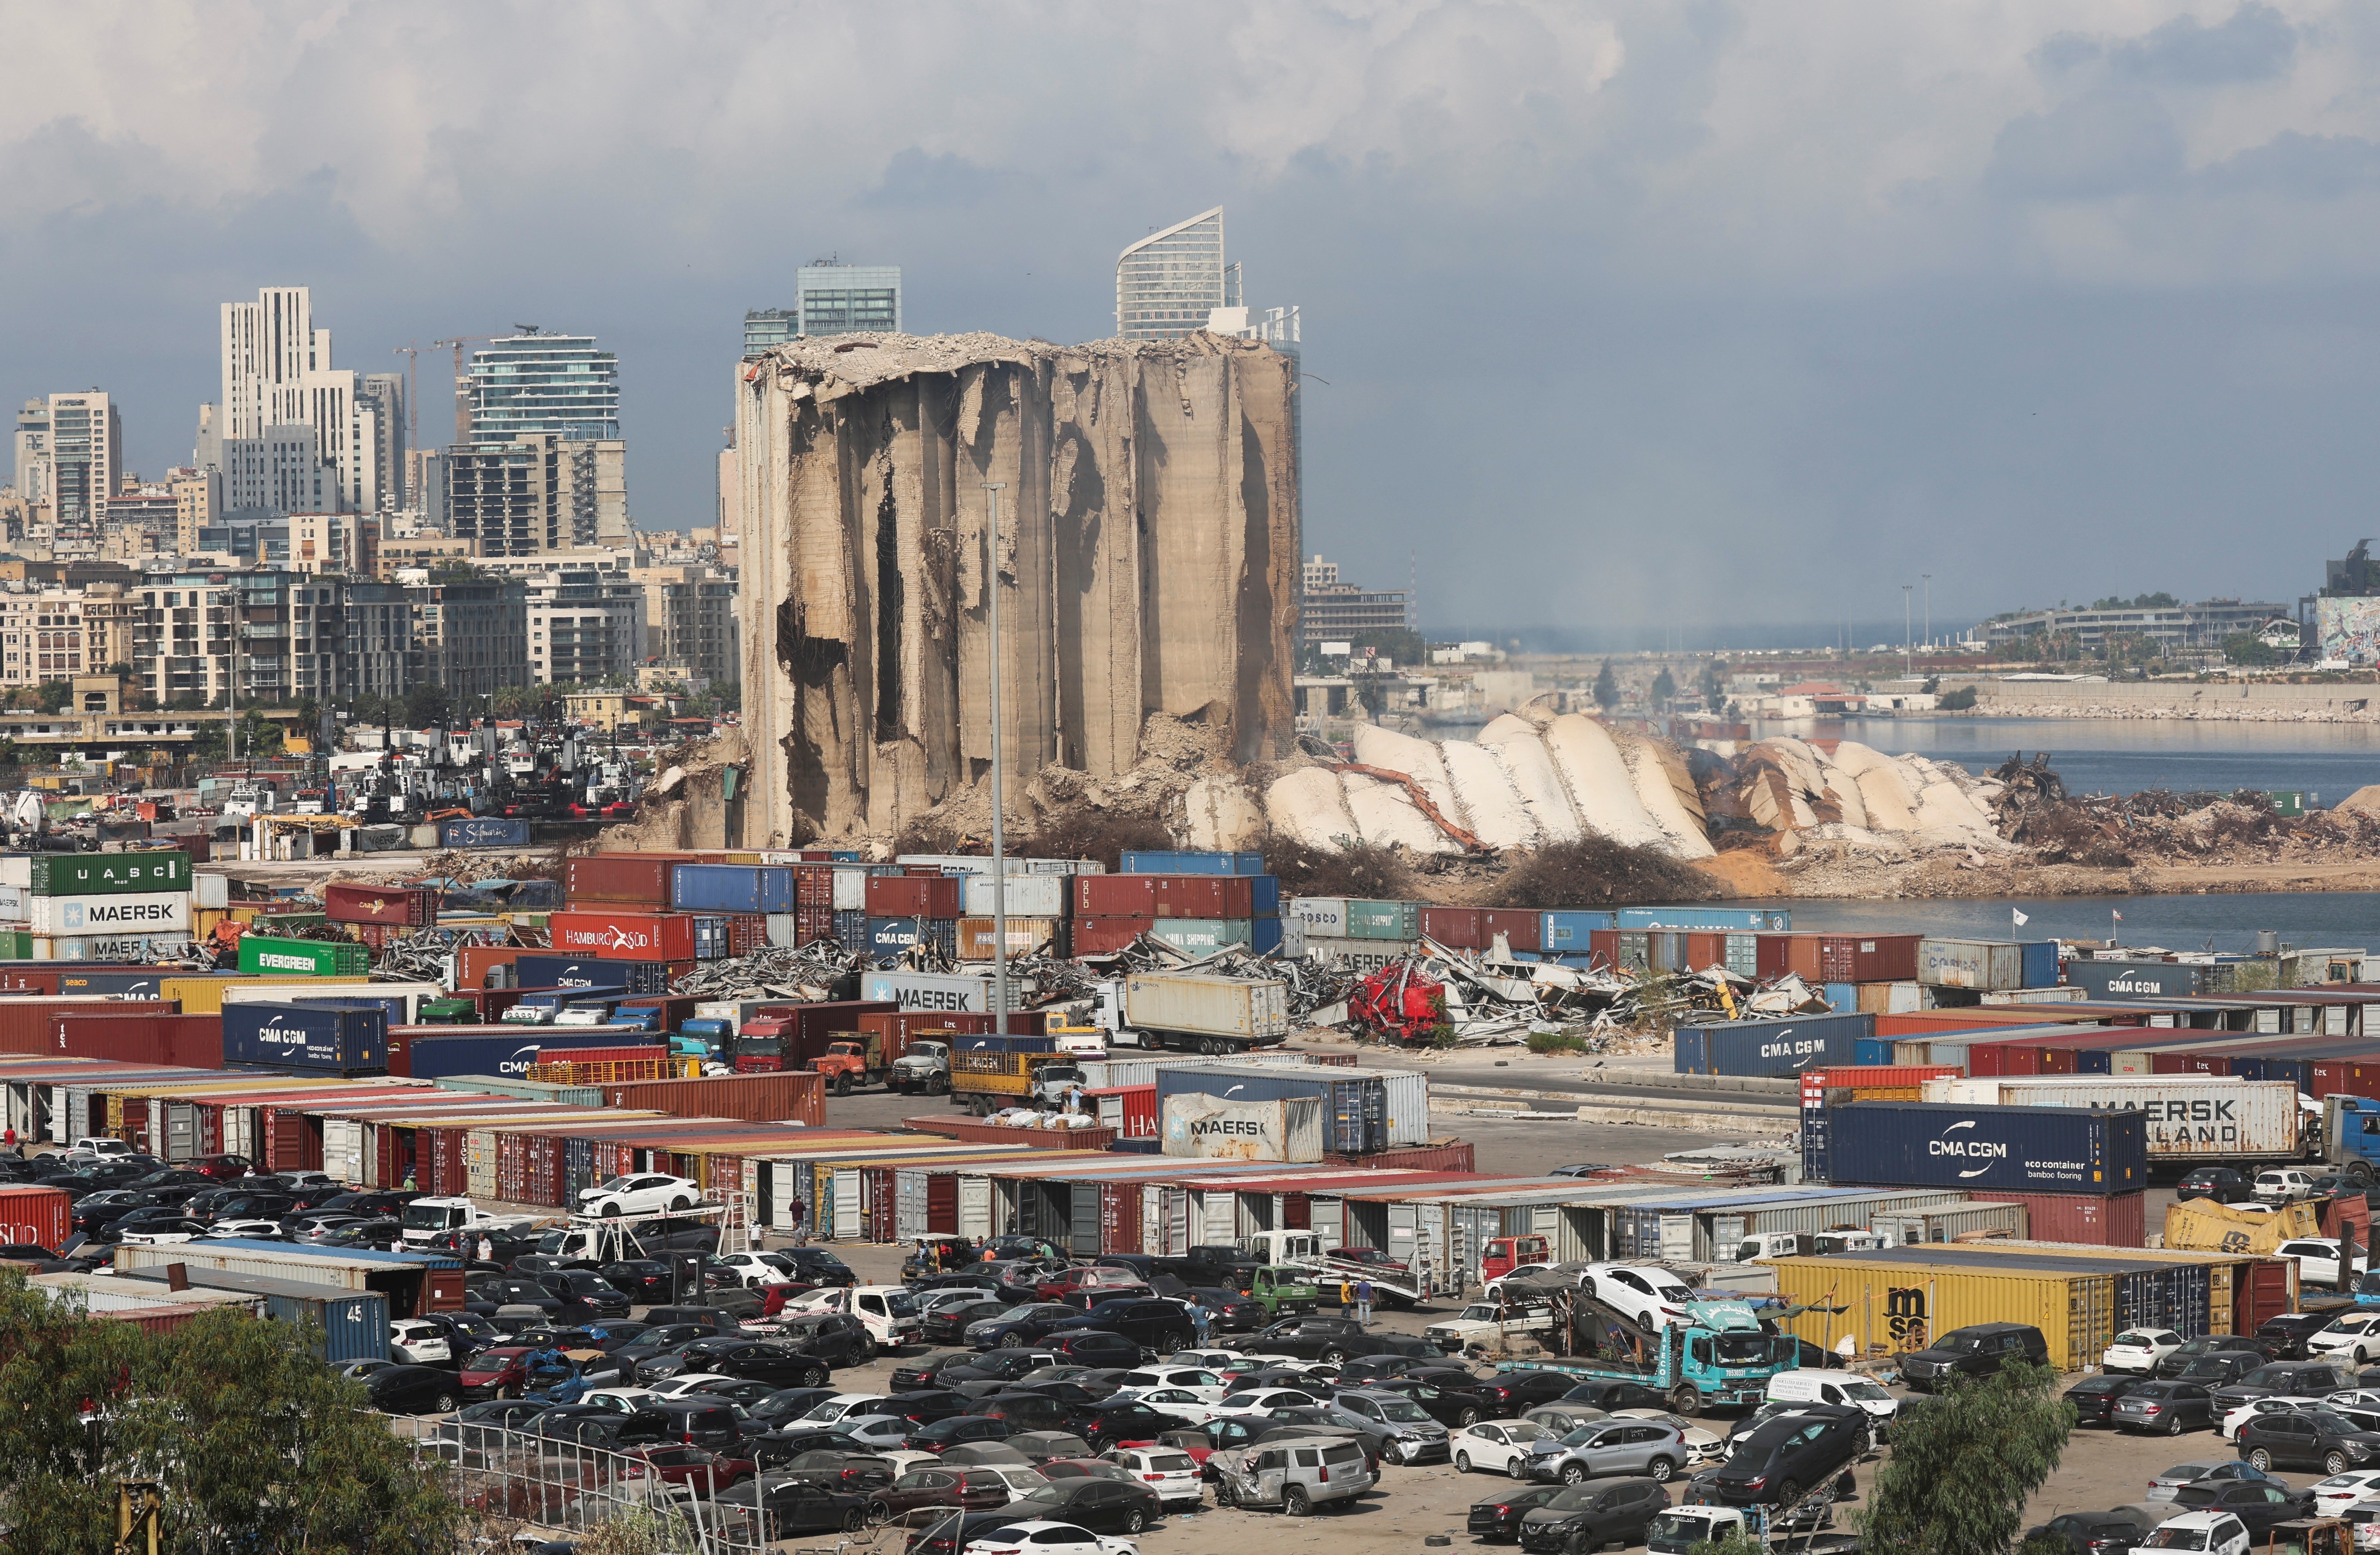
[389,344,425,437]
[430,335,497,447]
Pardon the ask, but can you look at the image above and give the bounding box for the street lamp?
[984,482,1009,1038]
[1902,585,1913,678]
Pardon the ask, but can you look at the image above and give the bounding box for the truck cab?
[418,997,478,1025]
[400,1195,508,1246]
[890,1039,950,1095]
[1483,1235,1552,1283]
[734,1010,799,1073]
[1030,1063,1090,1108]
[2327,1098,2380,1180]
[1250,1266,1319,1315]
[810,1034,887,1096]
[1506,1299,1799,1416]
[675,1017,733,1062]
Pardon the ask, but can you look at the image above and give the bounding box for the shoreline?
[1696,850,2380,901]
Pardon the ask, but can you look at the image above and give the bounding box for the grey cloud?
[2203,131,2380,198]
[1985,91,2186,200]
[2036,3,2297,87]
[858,149,1039,210]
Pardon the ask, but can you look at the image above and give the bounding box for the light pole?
[1922,573,1932,652]
[1902,585,1913,678]
[984,482,1009,1038]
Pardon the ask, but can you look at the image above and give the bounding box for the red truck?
[732,1000,896,1074]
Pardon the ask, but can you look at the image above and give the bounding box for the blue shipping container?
[833,910,868,946]
[1819,1098,2147,1193]
[670,863,795,915]
[1851,1038,1895,1067]
[868,917,958,958]
[1617,906,1790,932]
[1672,1012,1874,1077]
[1541,910,1618,948]
[442,817,531,849]
[1150,1065,1384,1154]
[118,1265,389,1361]
[2021,941,2061,989]
[1249,875,1281,918]
[1824,983,1858,1012]
[947,1033,1060,1054]
[222,1002,387,1073]
[1251,918,1284,955]
[403,1028,654,1080]
[513,954,677,994]
[1120,851,1266,876]
[2065,960,2207,998]
[311,994,411,1027]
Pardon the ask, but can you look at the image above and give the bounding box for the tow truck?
[1650,1497,1856,1555]
[1239,1230,1428,1309]
[1493,1299,1800,1416]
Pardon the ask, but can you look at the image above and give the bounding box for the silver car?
[1326,1388,1453,1464]
[1524,1419,1692,1485]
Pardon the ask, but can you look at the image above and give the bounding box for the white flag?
[2012,908,2029,926]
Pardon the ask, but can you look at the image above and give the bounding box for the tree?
[1650,666,1676,707]
[1594,659,1619,710]
[406,681,455,727]
[0,1271,460,1555]
[1856,1358,2074,1555]
[32,680,69,714]
[2224,633,2278,667]
[1938,684,1977,710]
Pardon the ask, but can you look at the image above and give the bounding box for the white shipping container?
[860,969,1037,1014]
[29,1271,264,1316]
[1915,939,2026,991]
[22,933,190,961]
[113,1242,379,1291]
[27,890,191,934]
[830,868,873,912]
[1288,897,1348,936]
[1123,972,1290,1040]
[1981,987,2088,1004]
[765,913,800,948]
[323,1119,365,1182]
[1278,918,1307,958]
[1302,936,1418,976]
[1372,1067,1432,1147]
[0,857,26,889]
[961,874,1069,918]
[466,1129,499,1198]
[195,873,230,909]
[1920,1074,2301,1160]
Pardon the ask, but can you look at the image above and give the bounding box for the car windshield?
[1650,1513,1718,1541]
[885,1292,918,1316]
[2145,1530,2209,1551]
[2116,1333,2164,1347]
[1557,1428,1605,1447]
[1376,1401,1432,1423]
[1548,1487,1600,1511]
[400,1205,453,1229]
[592,1177,634,1193]
[1939,1334,1986,1354]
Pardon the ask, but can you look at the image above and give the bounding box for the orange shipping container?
[599,1071,824,1126]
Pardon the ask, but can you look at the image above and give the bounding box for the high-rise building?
[465,334,619,445]
[44,393,121,536]
[218,287,389,511]
[1297,553,1409,645]
[439,434,628,555]
[410,577,530,696]
[1116,208,1235,339]
[633,562,738,686]
[13,400,50,503]
[356,373,407,512]
[222,426,334,516]
[795,263,902,336]
[520,563,647,685]
[742,310,798,355]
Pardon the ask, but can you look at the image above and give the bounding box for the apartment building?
[632,563,738,685]
[411,577,530,698]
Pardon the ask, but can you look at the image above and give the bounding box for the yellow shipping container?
[1765,1254,2119,1370]
[160,973,373,1014]
[2165,1199,2322,1256]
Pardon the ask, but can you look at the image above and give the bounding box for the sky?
[7,1,2380,638]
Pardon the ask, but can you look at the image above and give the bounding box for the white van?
[1763,1369,1900,1436]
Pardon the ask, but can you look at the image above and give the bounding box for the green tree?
[1856,1358,2073,1555]
[1594,659,1619,710]
[32,680,69,714]
[406,681,455,727]
[1650,666,1676,707]
[0,1271,460,1555]
[1938,684,1977,710]
[2224,633,2278,666]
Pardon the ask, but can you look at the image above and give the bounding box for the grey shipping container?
[1673,1012,1874,1076]
[1289,897,1349,936]
[114,1264,390,1362]
[860,969,1036,1014]
[1152,1064,1383,1154]
[1870,1201,2030,1245]
[1304,936,1418,976]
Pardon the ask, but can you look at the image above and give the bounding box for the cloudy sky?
[7,1,2380,641]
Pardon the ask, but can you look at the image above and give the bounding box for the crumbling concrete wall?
[736,331,1299,842]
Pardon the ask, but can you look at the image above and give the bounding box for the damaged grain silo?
[734,331,1301,843]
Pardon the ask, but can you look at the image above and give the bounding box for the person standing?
[749,1220,766,1255]
[476,1233,493,1264]
[1190,1299,1213,1347]
[1337,1277,1353,1313]
[1355,1278,1374,1327]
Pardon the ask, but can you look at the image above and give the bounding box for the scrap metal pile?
[669,942,870,1001]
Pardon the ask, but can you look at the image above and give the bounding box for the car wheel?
[1284,1486,1311,1517]
[1560,1464,1585,1486]
[600,1204,619,1217]
[1124,1510,1147,1533]
[1457,1407,1481,1427]
[432,1392,457,1413]
[2250,1449,2275,1472]
[1215,1480,1236,1508]
[2329,1452,2354,1476]
[1774,1480,1802,1508]
[866,1501,891,1526]
[1321,1348,1348,1365]
[803,1366,827,1387]
[670,1198,691,1212]
[1001,1333,1024,1348]
[842,1508,865,1533]
[1668,1387,1701,1418]
[1647,1457,1676,1483]
[1456,1451,1473,1473]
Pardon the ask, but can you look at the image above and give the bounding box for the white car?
[1610,1408,1726,1465]
[1123,1387,1229,1427]
[2315,1471,2380,1516]
[2104,1329,2186,1374]
[961,1520,1138,1555]
[835,1415,917,1450]
[1163,1349,1257,1374]
[1101,1446,1203,1508]
[649,1376,749,1401]
[1209,1386,1325,1418]
[917,1286,1005,1316]
[198,1220,287,1241]
[581,1387,660,1414]
[1113,1367,1230,1404]
[709,1252,798,1288]
[116,1226,203,1246]
[2313,1314,2380,1366]
[389,1320,452,1365]
[2137,1511,2249,1555]
[2220,1397,2325,1442]
[802,1393,890,1424]
[70,1137,135,1159]
[1579,1264,1698,1332]
[1449,1419,1554,1475]
[2260,1170,2322,1204]
[2280,1239,2371,1289]
[575,1173,698,1218]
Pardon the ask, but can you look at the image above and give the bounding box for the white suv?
[389,1320,452,1364]
[576,1173,698,1218]
[69,1137,135,1160]
[2138,1511,2249,1555]
[1581,1264,1697,1333]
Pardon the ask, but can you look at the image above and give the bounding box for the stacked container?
[5,850,195,962]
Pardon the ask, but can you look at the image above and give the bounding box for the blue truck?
[1493,1300,1800,1416]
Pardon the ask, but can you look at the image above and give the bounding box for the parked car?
[2173,1354,2269,1389]
[577,1173,700,1218]
[1000,1476,1164,1534]
[2214,1362,2361,1412]
[1045,1333,1145,1371]
[1244,1315,1374,1363]
[2311,1313,2380,1367]
[1099,1446,1199,1510]
[2146,1461,2278,1502]
[2024,1506,2171,1555]
[1897,1324,2050,1391]
[1515,1477,1671,1553]
[2166,1479,2316,1535]
[1372,1375,1493,1428]
[363,1365,464,1416]
[1701,1405,1865,1508]
[2180,1168,2259,1204]
[2258,1169,2322,1204]
[1577,1265,1698,1336]
[2111,1380,2220,1436]
[2237,1408,2380,1475]
[868,1464,1020,1521]
[2064,1374,2150,1425]
[1469,1483,1569,1542]
[1452,1418,1556,1475]
[1480,1371,1596,1419]
[389,1319,454,1366]
[2106,1330,2187,1375]
[711,1475,869,1539]
[1522,1418,1692,1486]
[1322,1388,1453,1465]
[972,1306,1084,1351]
[1048,1301,1192,1356]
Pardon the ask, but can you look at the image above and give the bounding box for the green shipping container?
[0,929,33,960]
[2267,791,2308,818]
[1344,900,1421,941]
[238,935,370,976]
[29,850,191,896]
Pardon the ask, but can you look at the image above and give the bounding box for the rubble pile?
[2008,787,2380,870]
[670,942,868,1000]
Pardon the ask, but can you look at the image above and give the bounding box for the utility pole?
[984,481,1009,1038]
[1922,573,1933,652]
[1902,585,1913,678]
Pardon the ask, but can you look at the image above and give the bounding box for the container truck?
[890,1039,950,1095]
[1238,1230,1426,1308]
[1494,1300,1799,1416]
[1088,971,1291,1055]
[950,1050,1076,1113]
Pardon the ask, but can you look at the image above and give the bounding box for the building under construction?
[734,331,1301,841]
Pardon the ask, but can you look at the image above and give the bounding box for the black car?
[778,1247,857,1288]
[2168,1479,2316,1534]
[68,1190,150,1234]
[772,1313,876,1375]
[890,1354,977,1392]
[1247,1315,1372,1363]
[1046,1299,1191,1354]
[2178,1167,2258,1204]
[2237,1409,2380,1475]
[363,1365,464,1416]
[1353,1331,1444,1362]
[641,1305,746,1334]
[1897,1323,2049,1391]
[1336,1355,1437,1387]
[746,1387,842,1431]
[968,1304,1079,1351]
[714,1475,870,1539]
[2213,1361,2359,1412]
[1045,1332,1144,1369]
[882,1389,972,1428]
[2257,1313,2342,1361]
[922,1300,1008,1348]
[1470,1484,1569,1543]
[536,1269,631,1317]
[1077,1400,1177,1451]
[1371,1375,1493,1428]
[942,1351,1063,1394]
[2026,1508,2168,1555]
[1480,1370,1589,1418]
[645,1338,817,1389]
[2171,1353,2266,1388]
[599,1258,676,1300]
[1183,1287,1266,1331]
[1558,1380,1673,1413]
[1004,1475,1164,1534]
[908,1416,1013,1454]
[980,1392,1077,1434]
[316,1190,421,1216]
[2158,1334,2280,1375]
[447,1397,556,1443]
[614,1322,723,1363]
[2063,1374,2148,1425]
[1516,1478,1671,1553]
[1705,1405,1865,1508]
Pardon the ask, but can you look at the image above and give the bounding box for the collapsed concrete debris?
[1726,736,2010,860]
[734,331,1301,844]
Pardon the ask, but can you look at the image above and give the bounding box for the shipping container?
[322,884,436,927]
[1086,1083,1159,1140]
[2066,960,2210,999]
[442,818,530,849]
[858,970,1033,1015]
[1344,901,1421,942]
[0,1184,72,1248]
[29,851,190,896]
[1072,917,1157,957]
[1419,907,1484,950]
[1616,907,1791,932]
[1120,851,1265,875]
[1075,875,1257,920]
[27,891,192,936]
[237,936,369,977]
[955,917,1068,961]
[510,954,685,996]
[394,1027,651,1081]
[1144,919,1253,955]
[547,910,724,963]
[1766,1249,2154,1369]
[221,1003,386,1074]
[1161,1093,1326,1161]
[1916,939,2060,992]
[599,1071,825,1126]
[1152,1065,1381,1154]
[1288,897,1348,937]
[1124,972,1291,1042]
[866,875,963,920]
[1820,1099,2148,1194]
[110,1239,463,1318]
[565,854,690,906]
[1868,1201,2032,1245]
[1541,910,1618,950]
[1477,909,1540,952]
[1300,936,1418,976]
[670,864,796,915]
[867,916,959,959]
[959,874,1071,919]
[47,1013,222,1069]
[1674,1012,1874,1076]
[110,1264,392,1361]
[1920,1075,2301,1162]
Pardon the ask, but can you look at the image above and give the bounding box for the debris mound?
[1486,837,1722,909]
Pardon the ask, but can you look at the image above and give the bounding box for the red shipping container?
[565,855,698,907]
[0,998,175,1056]
[1994,1190,2147,1247]
[1804,1065,1963,1093]
[1480,910,1541,952]
[2311,1058,2380,1097]
[865,875,963,919]
[726,915,768,957]
[1685,932,1727,972]
[794,866,836,908]
[524,1134,566,1206]
[1072,917,1157,956]
[324,883,437,926]
[1073,874,1254,919]
[48,1013,223,1069]
[1083,1083,1158,1139]
[600,1072,826,1126]
[927,1174,958,1235]
[1419,908,1484,950]
[548,910,704,961]
[1589,929,1620,969]
[457,946,534,991]
[1099,1181,1141,1255]
[0,1184,73,1248]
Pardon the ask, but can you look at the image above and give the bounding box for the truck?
[1729,1231,1886,1262]
[891,1038,950,1095]
[1029,1062,1091,1109]
[734,1000,898,1074]
[1426,1298,1562,1352]
[675,1017,735,1063]
[1086,972,1291,1056]
[399,1195,516,1247]
[1238,1231,1427,1310]
[1249,1266,1320,1316]
[809,1034,890,1096]
[1483,1234,1552,1284]
[950,1050,1075,1115]
[1495,1299,1800,1416]
[1647,1501,1852,1555]
[501,987,628,1026]
[2325,1098,2380,1180]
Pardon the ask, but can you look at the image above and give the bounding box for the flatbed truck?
[1496,1299,1800,1416]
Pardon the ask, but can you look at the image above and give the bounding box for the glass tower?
[1116,208,1238,340]
[466,335,620,446]
[795,264,902,335]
